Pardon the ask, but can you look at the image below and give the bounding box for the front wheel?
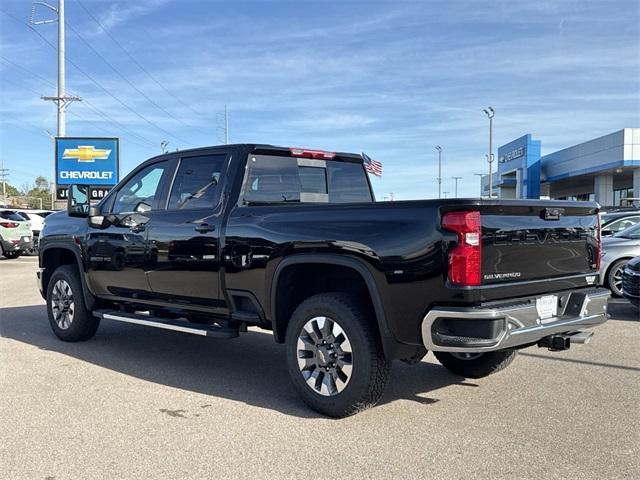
[285,292,391,418]
[3,251,20,259]
[46,265,100,342]
[434,350,517,378]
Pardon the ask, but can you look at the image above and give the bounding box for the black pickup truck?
[38,144,610,417]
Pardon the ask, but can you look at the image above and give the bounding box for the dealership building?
[481,128,640,206]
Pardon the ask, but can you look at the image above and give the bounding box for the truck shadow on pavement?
[0,305,469,418]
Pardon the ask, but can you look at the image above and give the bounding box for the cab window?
[168,154,225,210]
[112,162,168,214]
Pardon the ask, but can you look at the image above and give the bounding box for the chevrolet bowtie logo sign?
[62,145,112,163]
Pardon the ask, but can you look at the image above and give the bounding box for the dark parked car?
[622,256,640,312]
[38,144,610,417]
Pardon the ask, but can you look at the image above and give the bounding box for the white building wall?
[542,130,627,180]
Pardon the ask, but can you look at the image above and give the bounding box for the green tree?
[1,182,21,197]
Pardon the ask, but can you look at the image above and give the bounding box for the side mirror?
[67,184,90,218]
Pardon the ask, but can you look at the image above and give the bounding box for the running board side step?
[93,310,239,339]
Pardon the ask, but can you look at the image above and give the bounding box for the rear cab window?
[0,211,26,222]
[241,154,372,205]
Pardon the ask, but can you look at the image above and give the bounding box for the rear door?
[479,203,599,285]
[144,151,228,311]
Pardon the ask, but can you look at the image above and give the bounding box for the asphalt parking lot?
[1,256,638,479]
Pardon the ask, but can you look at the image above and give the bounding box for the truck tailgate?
[480,204,599,284]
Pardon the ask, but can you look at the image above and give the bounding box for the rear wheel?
[285,292,391,417]
[46,265,100,342]
[607,259,628,297]
[434,350,517,378]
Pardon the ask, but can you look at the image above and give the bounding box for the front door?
[144,152,227,311]
[85,160,171,298]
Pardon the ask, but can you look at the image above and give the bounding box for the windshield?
[613,222,640,239]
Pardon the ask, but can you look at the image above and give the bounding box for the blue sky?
[1,0,638,199]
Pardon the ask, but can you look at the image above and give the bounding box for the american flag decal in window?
[361,152,383,177]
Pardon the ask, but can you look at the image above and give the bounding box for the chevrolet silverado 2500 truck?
[38,144,609,417]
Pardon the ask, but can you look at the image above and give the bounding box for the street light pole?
[452,176,462,198]
[435,145,442,199]
[483,107,495,198]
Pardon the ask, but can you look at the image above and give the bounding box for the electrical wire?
[74,0,209,121]
[65,21,198,141]
[0,9,191,147]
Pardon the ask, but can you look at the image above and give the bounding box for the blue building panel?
[497,134,541,199]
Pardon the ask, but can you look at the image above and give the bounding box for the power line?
[65,21,197,141]
[74,0,208,120]
[1,9,189,147]
[0,54,157,147]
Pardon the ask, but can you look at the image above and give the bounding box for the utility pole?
[0,158,8,199]
[443,191,449,199]
[483,107,495,198]
[435,145,442,199]
[32,0,81,137]
[161,141,169,153]
[32,0,81,208]
[452,176,462,198]
[474,173,485,198]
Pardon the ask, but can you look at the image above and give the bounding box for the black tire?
[606,259,628,297]
[46,265,100,342]
[3,251,20,259]
[285,292,391,418]
[434,350,517,378]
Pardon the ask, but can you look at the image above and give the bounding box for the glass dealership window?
[613,188,633,206]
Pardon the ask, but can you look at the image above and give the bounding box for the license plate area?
[536,295,558,323]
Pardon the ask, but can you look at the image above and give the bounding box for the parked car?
[600,222,640,296]
[621,256,640,312]
[38,144,609,417]
[0,209,33,259]
[11,209,55,255]
[600,211,640,237]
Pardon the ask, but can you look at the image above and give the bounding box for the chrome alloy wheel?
[296,316,353,396]
[51,279,75,330]
[450,352,484,361]
[612,265,625,296]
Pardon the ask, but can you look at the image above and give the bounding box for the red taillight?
[442,210,482,286]
[596,215,602,271]
[289,148,336,160]
[0,222,19,228]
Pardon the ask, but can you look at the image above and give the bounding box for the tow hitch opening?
[537,331,594,351]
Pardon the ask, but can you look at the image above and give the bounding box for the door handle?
[195,223,216,233]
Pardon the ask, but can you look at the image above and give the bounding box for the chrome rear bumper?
[422,288,610,353]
